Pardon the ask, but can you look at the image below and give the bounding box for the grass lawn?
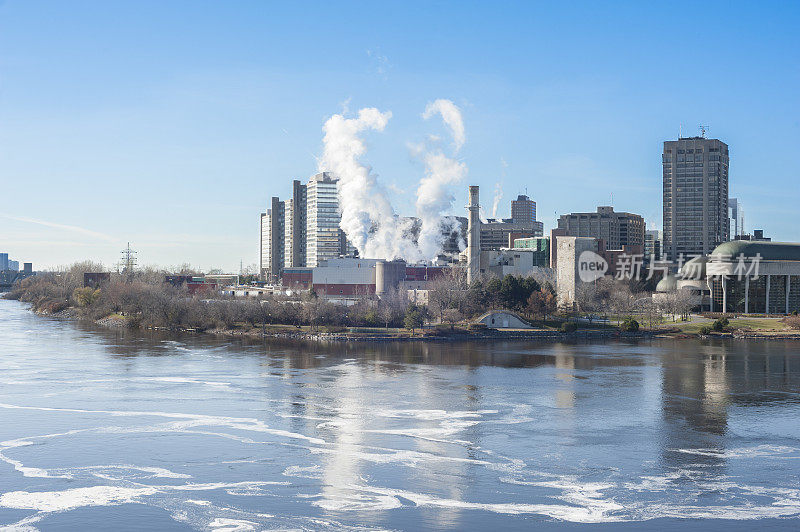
[671,316,793,334]
[725,317,793,332]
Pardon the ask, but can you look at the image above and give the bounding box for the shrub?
[40,298,69,314]
[620,317,639,332]
[72,287,100,307]
[712,317,729,332]
[560,321,578,333]
[784,316,800,330]
[699,325,713,335]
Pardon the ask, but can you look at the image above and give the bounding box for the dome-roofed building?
[711,241,800,261]
[656,274,678,293]
[679,255,709,280]
[654,256,713,311]
[706,241,800,314]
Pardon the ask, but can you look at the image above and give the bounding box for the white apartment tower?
[306,172,341,267]
[284,199,294,268]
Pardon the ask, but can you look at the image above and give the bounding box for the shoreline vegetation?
[4,262,800,342]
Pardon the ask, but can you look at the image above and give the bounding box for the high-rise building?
[511,195,537,224]
[260,197,285,283]
[289,179,307,267]
[729,197,744,239]
[0,253,8,271]
[306,172,342,267]
[663,136,729,262]
[284,199,294,268]
[557,206,645,251]
[270,197,285,281]
[644,230,663,262]
[259,212,268,279]
[8,260,19,272]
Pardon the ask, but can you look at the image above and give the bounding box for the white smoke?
[491,182,503,219]
[415,99,468,260]
[422,99,465,151]
[319,108,423,261]
[317,100,468,263]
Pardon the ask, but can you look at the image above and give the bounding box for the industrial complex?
[253,131,795,316]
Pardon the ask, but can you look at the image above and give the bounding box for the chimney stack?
[467,185,481,284]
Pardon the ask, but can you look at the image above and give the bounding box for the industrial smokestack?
[467,185,481,284]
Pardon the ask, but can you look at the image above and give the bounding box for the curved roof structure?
[711,241,800,261]
[678,255,708,280]
[656,274,678,292]
[475,309,532,327]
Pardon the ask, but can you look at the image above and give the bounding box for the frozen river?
[1,299,799,530]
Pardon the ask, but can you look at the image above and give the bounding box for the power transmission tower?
[119,242,138,275]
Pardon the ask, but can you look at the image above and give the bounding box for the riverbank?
[8,265,799,343]
[26,302,800,343]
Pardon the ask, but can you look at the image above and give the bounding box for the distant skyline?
[1,1,798,271]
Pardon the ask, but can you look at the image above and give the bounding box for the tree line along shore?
[4,262,800,340]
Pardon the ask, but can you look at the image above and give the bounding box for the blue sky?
[1,1,798,271]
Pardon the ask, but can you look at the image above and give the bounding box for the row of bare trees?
[6,262,417,332]
[574,277,694,326]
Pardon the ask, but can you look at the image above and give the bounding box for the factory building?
[312,258,378,297]
[281,257,448,301]
[465,185,550,283]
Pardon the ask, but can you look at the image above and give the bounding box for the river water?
[1,299,799,531]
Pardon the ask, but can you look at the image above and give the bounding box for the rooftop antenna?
[679,123,682,139]
[699,124,709,138]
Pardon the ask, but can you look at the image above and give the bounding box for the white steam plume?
[491,182,503,219]
[415,100,468,260]
[422,99,465,152]
[320,108,422,261]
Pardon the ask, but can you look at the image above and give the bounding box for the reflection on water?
[0,299,799,530]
